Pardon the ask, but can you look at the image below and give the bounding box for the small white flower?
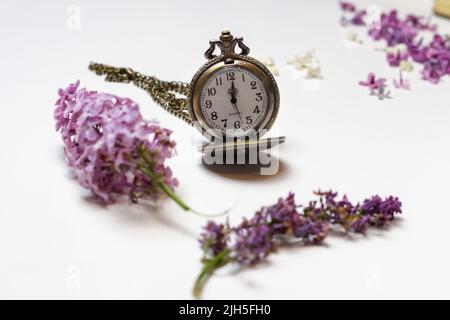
[400,60,414,72]
[288,50,323,79]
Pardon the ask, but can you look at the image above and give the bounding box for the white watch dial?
[199,66,268,135]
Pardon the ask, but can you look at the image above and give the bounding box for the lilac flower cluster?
[386,49,409,67]
[54,81,178,204]
[340,2,450,84]
[194,190,402,298]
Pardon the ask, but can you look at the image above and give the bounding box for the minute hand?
[232,102,244,123]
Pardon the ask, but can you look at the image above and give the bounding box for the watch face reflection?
[199,66,268,135]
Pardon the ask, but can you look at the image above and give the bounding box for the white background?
[1,0,449,299]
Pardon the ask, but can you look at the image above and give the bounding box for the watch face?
[199,66,268,136]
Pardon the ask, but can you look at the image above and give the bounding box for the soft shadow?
[202,155,289,182]
[82,195,198,239]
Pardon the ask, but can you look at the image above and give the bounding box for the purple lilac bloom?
[340,2,356,12]
[340,3,450,84]
[405,14,436,32]
[369,11,417,47]
[351,10,366,26]
[359,73,386,92]
[408,38,427,63]
[359,73,390,99]
[387,50,409,67]
[420,37,450,83]
[54,81,178,204]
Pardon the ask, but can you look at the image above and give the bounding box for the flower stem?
[137,165,190,211]
[137,150,228,217]
[153,174,191,211]
[193,249,231,300]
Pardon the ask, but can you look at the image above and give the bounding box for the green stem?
[138,165,190,211]
[193,249,231,299]
[136,145,229,216]
[157,179,191,211]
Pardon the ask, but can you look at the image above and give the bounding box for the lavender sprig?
[194,191,402,299]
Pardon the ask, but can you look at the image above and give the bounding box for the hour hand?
[228,81,238,103]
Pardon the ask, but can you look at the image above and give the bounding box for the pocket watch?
[188,30,280,140]
[89,30,281,144]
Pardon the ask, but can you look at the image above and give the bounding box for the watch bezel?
[188,55,279,140]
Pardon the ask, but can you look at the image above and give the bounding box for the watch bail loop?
[204,30,250,60]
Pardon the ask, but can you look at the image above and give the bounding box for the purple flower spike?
[199,221,230,260]
[361,195,402,226]
[194,190,403,298]
[234,223,274,265]
[292,215,329,244]
[349,215,371,233]
[261,192,297,234]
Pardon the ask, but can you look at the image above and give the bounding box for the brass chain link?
[88,62,193,125]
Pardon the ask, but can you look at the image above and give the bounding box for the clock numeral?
[205,100,212,109]
[242,73,245,82]
[226,72,235,81]
[246,116,253,124]
[221,119,228,128]
[255,92,263,101]
[215,77,222,86]
[253,105,260,114]
[208,87,216,96]
[234,120,241,129]
[211,111,218,120]
[250,81,257,90]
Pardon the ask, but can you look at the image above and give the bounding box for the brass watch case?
[187,32,280,140]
